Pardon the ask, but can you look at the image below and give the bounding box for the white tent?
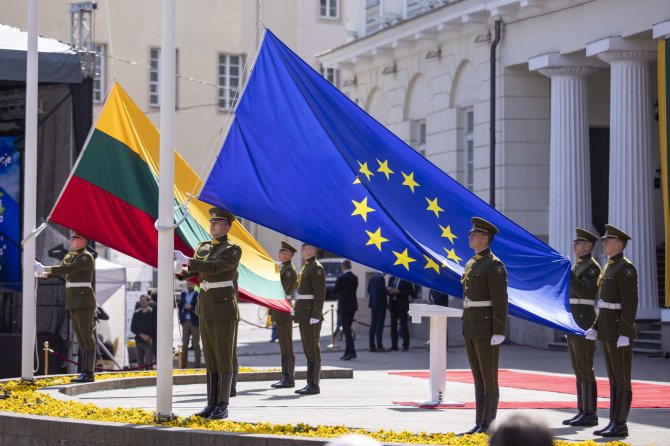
[95,258,128,367]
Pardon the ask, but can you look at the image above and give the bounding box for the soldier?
[35,232,97,383]
[563,228,601,427]
[270,240,298,388]
[293,243,326,395]
[460,217,508,435]
[174,207,241,420]
[585,224,637,438]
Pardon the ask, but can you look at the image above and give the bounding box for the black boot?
[599,389,631,438]
[570,381,598,426]
[208,373,232,420]
[194,371,218,418]
[70,350,87,383]
[563,381,583,425]
[476,392,499,434]
[71,350,95,383]
[594,386,616,435]
[230,363,238,397]
[460,388,484,435]
[271,355,295,388]
[296,361,320,395]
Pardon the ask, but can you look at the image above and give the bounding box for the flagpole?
[21,0,39,381]
[156,0,176,419]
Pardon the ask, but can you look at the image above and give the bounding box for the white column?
[529,54,600,260]
[587,37,659,319]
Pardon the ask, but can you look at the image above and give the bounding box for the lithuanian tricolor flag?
[659,38,670,307]
[50,83,289,311]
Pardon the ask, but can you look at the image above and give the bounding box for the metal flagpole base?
[326,343,340,349]
[409,400,465,408]
[153,413,178,424]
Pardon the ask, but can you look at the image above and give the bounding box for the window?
[149,48,160,107]
[92,44,105,104]
[218,54,242,110]
[320,66,339,87]
[320,0,339,19]
[464,109,474,191]
[411,119,427,156]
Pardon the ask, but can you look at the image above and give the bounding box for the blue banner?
[0,136,20,291]
[199,30,580,334]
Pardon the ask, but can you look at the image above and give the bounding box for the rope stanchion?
[47,348,158,372]
[43,342,51,375]
[326,304,339,350]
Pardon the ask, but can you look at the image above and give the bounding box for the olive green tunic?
[461,247,508,393]
[294,257,326,362]
[44,249,97,350]
[271,261,297,356]
[594,252,638,390]
[567,253,601,382]
[180,235,241,374]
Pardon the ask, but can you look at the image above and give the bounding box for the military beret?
[279,240,297,253]
[209,207,235,223]
[573,228,599,243]
[469,217,499,235]
[70,231,86,240]
[602,224,631,241]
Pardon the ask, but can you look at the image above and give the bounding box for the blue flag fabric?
[199,29,581,334]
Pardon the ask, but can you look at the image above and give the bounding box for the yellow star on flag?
[425,197,444,218]
[365,227,389,251]
[358,161,375,181]
[423,255,440,273]
[443,247,462,265]
[376,159,394,180]
[439,224,457,244]
[393,248,416,270]
[401,172,420,193]
[353,176,361,184]
[351,197,375,221]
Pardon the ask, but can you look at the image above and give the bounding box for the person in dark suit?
[178,282,201,368]
[367,271,388,352]
[387,276,412,351]
[333,260,359,360]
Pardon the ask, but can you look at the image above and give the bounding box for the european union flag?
[199,29,581,334]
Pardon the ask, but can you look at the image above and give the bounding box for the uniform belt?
[200,280,233,291]
[569,298,596,306]
[295,294,314,300]
[65,282,92,288]
[463,298,492,309]
[597,299,622,310]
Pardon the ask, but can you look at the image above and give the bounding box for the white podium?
[407,303,464,407]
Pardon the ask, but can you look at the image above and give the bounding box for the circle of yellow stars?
[350,158,462,272]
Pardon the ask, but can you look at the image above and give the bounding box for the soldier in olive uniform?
[271,241,298,388]
[293,243,326,395]
[585,225,637,438]
[563,228,601,427]
[174,207,241,420]
[37,232,97,383]
[460,217,508,435]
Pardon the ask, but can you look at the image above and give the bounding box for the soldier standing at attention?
[460,217,508,435]
[174,207,241,420]
[563,228,601,427]
[270,241,298,388]
[294,243,326,395]
[586,225,637,438]
[36,232,97,383]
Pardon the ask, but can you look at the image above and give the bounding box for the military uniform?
[564,228,601,427]
[43,232,97,383]
[271,241,298,388]
[294,253,326,395]
[461,218,508,435]
[592,225,637,438]
[179,208,241,420]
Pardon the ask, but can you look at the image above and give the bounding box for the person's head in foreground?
[324,434,380,446]
[489,414,553,446]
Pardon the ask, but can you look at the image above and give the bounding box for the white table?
[407,303,464,407]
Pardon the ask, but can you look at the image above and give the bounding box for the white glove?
[309,318,319,325]
[290,308,295,316]
[34,261,46,274]
[584,328,597,341]
[174,250,189,265]
[490,334,505,345]
[173,260,183,274]
[616,335,630,348]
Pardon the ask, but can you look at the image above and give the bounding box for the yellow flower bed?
[0,371,633,446]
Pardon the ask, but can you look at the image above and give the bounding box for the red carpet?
[390,370,670,409]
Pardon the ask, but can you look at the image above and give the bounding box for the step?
[633,347,664,356]
[633,339,662,348]
[637,330,662,340]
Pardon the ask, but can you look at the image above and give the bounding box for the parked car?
[318,257,345,300]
